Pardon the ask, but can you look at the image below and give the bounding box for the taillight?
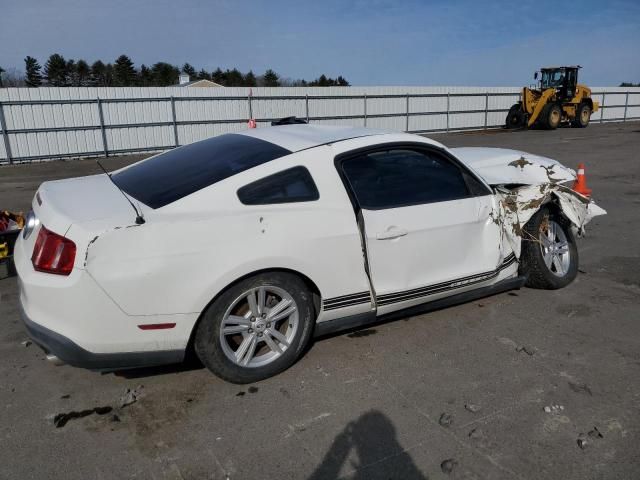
[31,226,76,276]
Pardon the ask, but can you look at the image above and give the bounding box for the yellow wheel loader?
[505,66,598,130]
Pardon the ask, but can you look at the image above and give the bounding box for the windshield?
[541,70,565,89]
[113,134,291,208]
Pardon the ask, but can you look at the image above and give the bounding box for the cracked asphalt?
[1,122,639,479]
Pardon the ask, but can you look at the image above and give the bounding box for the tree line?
[0,54,350,88]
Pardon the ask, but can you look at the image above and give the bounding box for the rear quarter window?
[113,134,291,208]
[237,166,319,205]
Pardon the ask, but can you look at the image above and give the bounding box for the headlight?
[22,210,39,240]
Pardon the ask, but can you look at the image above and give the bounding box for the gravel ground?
[0,122,639,479]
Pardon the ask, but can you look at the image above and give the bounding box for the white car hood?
[451,147,576,186]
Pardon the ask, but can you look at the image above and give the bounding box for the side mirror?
[534,72,538,80]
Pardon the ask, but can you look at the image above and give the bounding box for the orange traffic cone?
[572,163,592,197]
[248,119,256,129]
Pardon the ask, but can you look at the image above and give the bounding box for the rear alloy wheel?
[519,207,578,289]
[194,272,314,383]
[505,104,526,129]
[572,103,591,128]
[542,103,562,130]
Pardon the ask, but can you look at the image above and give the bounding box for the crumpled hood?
[451,147,576,186]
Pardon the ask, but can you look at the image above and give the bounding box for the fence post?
[623,92,629,122]
[170,96,179,147]
[305,94,309,123]
[484,92,489,129]
[600,93,606,123]
[363,94,367,127]
[96,97,109,158]
[248,93,253,121]
[446,92,450,132]
[405,94,410,132]
[0,101,12,164]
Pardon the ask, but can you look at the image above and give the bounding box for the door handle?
[376,228,408,240]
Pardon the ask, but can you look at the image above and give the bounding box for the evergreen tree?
[103,63,115,86]
[196,69,211,81]
[66,59,78,86]
[262,69,280,87]
[336,76,350,86]
[243,70,257,87]
[24,56,43,87]
[90,60,106,86]
[182,63,196,79]
[76,60,90,86]
[138,64,154,86]
[226,68,243,86]
[151,62,179,86]
[0,66,4,87]
[211,67,225,85]
[113,55,136,86]
[44,53,68,86]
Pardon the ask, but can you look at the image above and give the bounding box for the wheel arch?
[185,267,322,357]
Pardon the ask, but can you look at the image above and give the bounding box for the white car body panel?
[14,125,604,368]
[451,147,576,185]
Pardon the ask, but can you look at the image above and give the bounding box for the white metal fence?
[1,86,639,164]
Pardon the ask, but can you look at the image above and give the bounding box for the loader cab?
[539,66,580,101]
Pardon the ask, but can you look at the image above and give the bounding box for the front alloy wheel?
[539,220,571,277]
[519,206,578,289]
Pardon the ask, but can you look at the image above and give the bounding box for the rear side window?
[342,149,473,210]
[237,167,319,205]
[113,134,291,208]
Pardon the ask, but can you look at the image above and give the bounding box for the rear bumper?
[21,305,184,371]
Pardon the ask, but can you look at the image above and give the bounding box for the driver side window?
[342,148,488,210]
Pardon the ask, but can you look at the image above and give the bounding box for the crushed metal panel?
[494,184,607,258]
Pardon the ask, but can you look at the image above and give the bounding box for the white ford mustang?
[15,123,605,383]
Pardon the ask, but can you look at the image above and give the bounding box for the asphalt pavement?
[1,122,639,479]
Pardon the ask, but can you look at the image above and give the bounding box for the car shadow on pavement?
[308,410,427,480]
[110,356,204,379]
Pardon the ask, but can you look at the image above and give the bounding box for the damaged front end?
[452,147,607,258]
[493,183,606,258]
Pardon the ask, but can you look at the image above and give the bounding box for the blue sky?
[1,0,639,86]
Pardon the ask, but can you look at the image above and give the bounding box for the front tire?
[519,207,578,289]
[540,103,562,130]
[194,272,315,383]
[572,103,591,128]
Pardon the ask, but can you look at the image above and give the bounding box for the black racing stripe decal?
[323,291,372,311]
[378,254,518,306]
[322,254,518,311]
[324,291,371,304]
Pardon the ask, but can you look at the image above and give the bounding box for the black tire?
[519,206,578,289]
[539,103,562,130]
[572,103,591,128]
[505,104,526,129]
[194,272,315,383]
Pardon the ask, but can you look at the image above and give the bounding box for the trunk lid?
[34,174,144,235]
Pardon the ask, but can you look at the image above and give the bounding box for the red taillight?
[31,226,76,276]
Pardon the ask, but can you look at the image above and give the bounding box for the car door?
[339,146,503,315]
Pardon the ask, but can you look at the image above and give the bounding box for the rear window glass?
[113,134,291,208]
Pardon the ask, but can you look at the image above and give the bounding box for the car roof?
[236,124,389,152]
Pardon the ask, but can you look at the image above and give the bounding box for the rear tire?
[194,272,315,383]
[572,103,591,128]
[519,207,578,289]
[540,103,562,130]
[505,104,525,129]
